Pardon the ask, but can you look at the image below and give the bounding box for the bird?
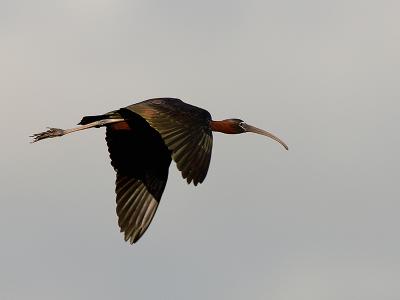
[31,98,288,244]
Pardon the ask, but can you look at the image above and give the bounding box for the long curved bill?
[241,123,289,150]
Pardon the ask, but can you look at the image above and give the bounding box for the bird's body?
[31,98,288,244]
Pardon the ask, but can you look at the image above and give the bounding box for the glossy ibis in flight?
[31,98,288,244]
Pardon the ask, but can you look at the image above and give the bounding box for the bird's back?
[126,98,212,125]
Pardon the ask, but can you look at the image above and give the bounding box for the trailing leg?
[30,118,125,143]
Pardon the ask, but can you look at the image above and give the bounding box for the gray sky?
[1,0,399,299]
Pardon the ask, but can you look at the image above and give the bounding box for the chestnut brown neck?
[209,120,241,134]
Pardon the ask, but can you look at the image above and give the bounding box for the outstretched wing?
[114,175,160,244]
[105,115,171,244]
[125,98,213,186]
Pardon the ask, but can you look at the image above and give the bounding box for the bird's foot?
[30,127,65,143]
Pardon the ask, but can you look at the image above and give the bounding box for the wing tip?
[184,175,206,186]
[123,230,142,244]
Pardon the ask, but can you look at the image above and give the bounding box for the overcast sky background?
[1,0,399,299]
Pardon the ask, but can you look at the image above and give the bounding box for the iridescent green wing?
[125,98,213,186]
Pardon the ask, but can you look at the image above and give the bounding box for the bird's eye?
[239,122,246,130]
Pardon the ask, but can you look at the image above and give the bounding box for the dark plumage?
[31,98,288,244]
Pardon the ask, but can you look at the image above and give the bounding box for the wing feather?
[125,98,213,185]
[115,175,160,243]
[106,116,171,244]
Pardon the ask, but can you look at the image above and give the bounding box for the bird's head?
[210,118,288,150]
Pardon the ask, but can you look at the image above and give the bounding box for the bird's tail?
[78,115,108,125]
[78,110,120,125]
